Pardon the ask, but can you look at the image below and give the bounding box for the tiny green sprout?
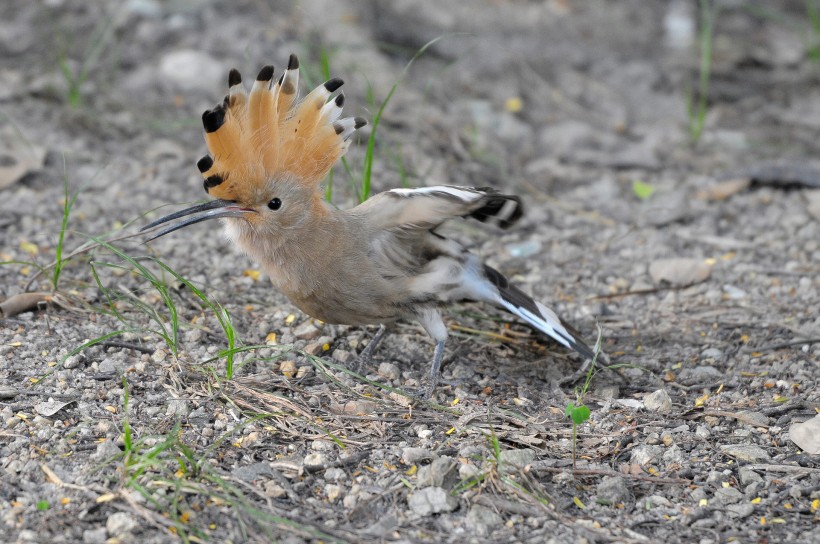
[631,179,655,201]
[565,402,591,426]
[36,500,50,511]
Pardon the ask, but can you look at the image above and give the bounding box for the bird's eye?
[267,198,282,211]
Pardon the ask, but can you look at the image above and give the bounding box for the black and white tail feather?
[483,265,594,359]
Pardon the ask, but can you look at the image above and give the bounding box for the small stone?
[714,486,743,504]
[303,342,325,355]
[596,476,632,505]
[363,513,398,537]
[324,467,346,482]
[402,447,434,465]
[311,440,334,452]
[165,398,189,417]
[466,504,503,536]
[690,487,708,502]
[293,321,322,340]
[649,258,712,286]
[594,384,620,399]
[407,486,458,515]
[706,470,726,486]
[325,484,343,502]
[332,349,355,364]
[630,445,663,466]
[378,362,401,381]
[738,411,771,428]
[342,400,377,415]
[92,440,122,462]
[63,354,84,369]
[232,462,273,481]
[726,502,755,519]
[416,457,457,487]
[719,444,770,462]
[459,463,480,480]
[498,449,535,474]
[151,349,167,363]
[83,527,107,544]
[662,444,685,465]
[644,389,673,413]
[789,414,820,454]
[264,482,287,498]
[701,347,723,360]
[677,365,723,385]
[739,467,762,486]
[106,512,138,536]
[695,425,711,439]
[644,494,672,508]
[303,453,327,471]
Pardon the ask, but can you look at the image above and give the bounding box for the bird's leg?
[422,340,446,400]
[355,323,387,372]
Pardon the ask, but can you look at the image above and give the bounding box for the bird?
[141,54,595,397]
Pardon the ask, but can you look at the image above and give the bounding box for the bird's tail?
[484,265,594,359]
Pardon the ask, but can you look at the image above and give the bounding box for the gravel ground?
[1,1,819,543]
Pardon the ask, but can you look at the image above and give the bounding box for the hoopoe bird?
[142,54,594,397]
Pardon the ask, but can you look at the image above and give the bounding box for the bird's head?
[142,54,366,243]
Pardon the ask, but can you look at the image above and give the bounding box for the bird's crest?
[197,54,366,202]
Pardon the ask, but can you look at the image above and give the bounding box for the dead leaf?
[35,399,76,417]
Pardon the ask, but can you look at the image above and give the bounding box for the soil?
[1,1,819,543]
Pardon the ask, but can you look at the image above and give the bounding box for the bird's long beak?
[140,199,252,242]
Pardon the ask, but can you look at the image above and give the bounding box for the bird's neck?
[229,195,345,293]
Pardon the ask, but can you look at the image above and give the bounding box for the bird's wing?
[354,186,523,232]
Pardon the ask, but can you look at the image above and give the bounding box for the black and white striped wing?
[357,185,523,231]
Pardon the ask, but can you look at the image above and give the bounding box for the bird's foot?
[354,323,387,373]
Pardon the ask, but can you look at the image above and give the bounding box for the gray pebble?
[293,321,322,340]
[324,467,346,482]
[402,447,434,465]
[596,476,633,505]
[499,448,535,473]
[630,445,664,466]
[738,410,771,427]
[378,362,401,381]
[644,389,673,413]
[304,453,327,471]
[82,527,108,544]
[416,456,457,487]
[701,348,723,359]
[332,349,355,364]
[726,502,755,519]
[678,366,723,385]
[466,504,503,536]
[714,486,744,504]
[407,486,458,515]
[165,398,189,417]
[719,444,770,462]
[106,512,138,536]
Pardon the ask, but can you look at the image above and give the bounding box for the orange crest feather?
[197,54,366,202]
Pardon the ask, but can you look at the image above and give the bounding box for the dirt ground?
[1,1,819,542]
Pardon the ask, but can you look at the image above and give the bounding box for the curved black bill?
[140,199,248,242]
